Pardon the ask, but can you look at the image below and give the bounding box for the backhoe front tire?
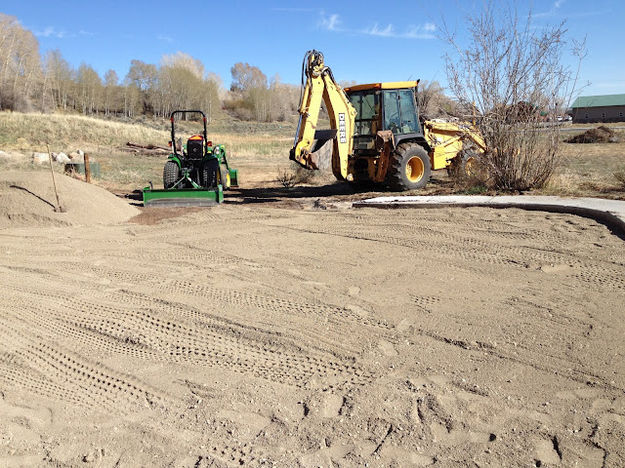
[163,161,180,189]
[386,143,431,191]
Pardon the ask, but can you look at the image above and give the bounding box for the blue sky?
[3,0,624,96]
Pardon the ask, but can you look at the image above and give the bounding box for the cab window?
[349,91,380,136]
[384,89,418,134]
[398,90,418,133]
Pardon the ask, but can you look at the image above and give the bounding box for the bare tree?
[444,2,584,190]
[76,63,102,115]
[230,62,267,93]
[44,49,73,110]
[416,80,447,119]
[103,69,120,115]
[0,14,42,111]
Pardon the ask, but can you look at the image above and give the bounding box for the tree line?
[0,14,300,122]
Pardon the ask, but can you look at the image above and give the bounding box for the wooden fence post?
[84,153,91,183]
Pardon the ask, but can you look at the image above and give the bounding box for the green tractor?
[142,110,238,206]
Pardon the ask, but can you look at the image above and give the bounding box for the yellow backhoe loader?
[290,50,487,190]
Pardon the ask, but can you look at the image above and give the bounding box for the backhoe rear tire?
[386,143,431,191]
[163,161,180,189]
[461,151,485,179]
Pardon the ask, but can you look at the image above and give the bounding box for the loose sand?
[0,171,139,229]
[0,198,624,466]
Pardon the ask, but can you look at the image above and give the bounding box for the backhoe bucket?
[142,185,224,207]
[309,129,336,172]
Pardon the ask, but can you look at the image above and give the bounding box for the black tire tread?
[163,161,180,189]
[386,142,431,191]
[201,159,219,188]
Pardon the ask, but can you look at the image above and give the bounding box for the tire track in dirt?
[3,282,378,392]
[2,259,388,358]
[272,221,625,290]
[0,317,167,415]
[416,326,620,392]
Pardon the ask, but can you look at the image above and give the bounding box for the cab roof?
[344,80,419,93]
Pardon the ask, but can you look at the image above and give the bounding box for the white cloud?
[366,23,395,37]
[364,22,436,39]
[33,26,93,39]
[319,13,342,31]
[157,34,173,43]
[536,0,566,18]
[35,26,68,38]
[319,12,435,40]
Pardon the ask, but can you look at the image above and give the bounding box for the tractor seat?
[186,134,204,159]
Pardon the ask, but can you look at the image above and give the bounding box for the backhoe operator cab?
[345,82,431,189]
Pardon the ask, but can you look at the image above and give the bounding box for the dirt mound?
[566,125,619,143]
[0,171,139,229]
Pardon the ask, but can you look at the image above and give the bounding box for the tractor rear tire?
[163,161,180,189]
[201,159,219,188]
[386,143,431,191]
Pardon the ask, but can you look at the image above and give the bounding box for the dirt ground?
[1,196,624,467]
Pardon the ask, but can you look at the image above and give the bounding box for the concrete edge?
[352,199,625,239]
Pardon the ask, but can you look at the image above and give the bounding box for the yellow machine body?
[290,50,487,190]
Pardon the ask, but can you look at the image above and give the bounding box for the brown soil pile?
[566,125,619,143]
[0,171,139,229]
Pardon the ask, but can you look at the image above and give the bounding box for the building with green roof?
[570,94,625,123]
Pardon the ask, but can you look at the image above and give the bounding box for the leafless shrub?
[417,80,457,119]
[443,2,586,191]
[276,163,318,188]
[614,171,625,189]
[276,167,298,188]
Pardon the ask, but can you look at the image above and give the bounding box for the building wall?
[571,105,625,123]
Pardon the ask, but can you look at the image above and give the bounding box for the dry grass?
[0,111,296,191]
[1,112,624,197]
[0,112,169,150]
[538,127,625,198]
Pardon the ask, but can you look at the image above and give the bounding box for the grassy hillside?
[0,111,299,190]
[0,112,169,149]
[1,111,623,197]
[0,111,295,153]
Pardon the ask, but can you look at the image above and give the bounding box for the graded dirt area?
[1,201,624,467]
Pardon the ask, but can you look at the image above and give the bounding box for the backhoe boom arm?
[289,50,356,180]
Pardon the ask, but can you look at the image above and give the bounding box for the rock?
[54,152,71,163]
[69,151,84,162]
[32,152,49,164]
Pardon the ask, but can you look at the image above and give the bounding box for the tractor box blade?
[142,186,224,207]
